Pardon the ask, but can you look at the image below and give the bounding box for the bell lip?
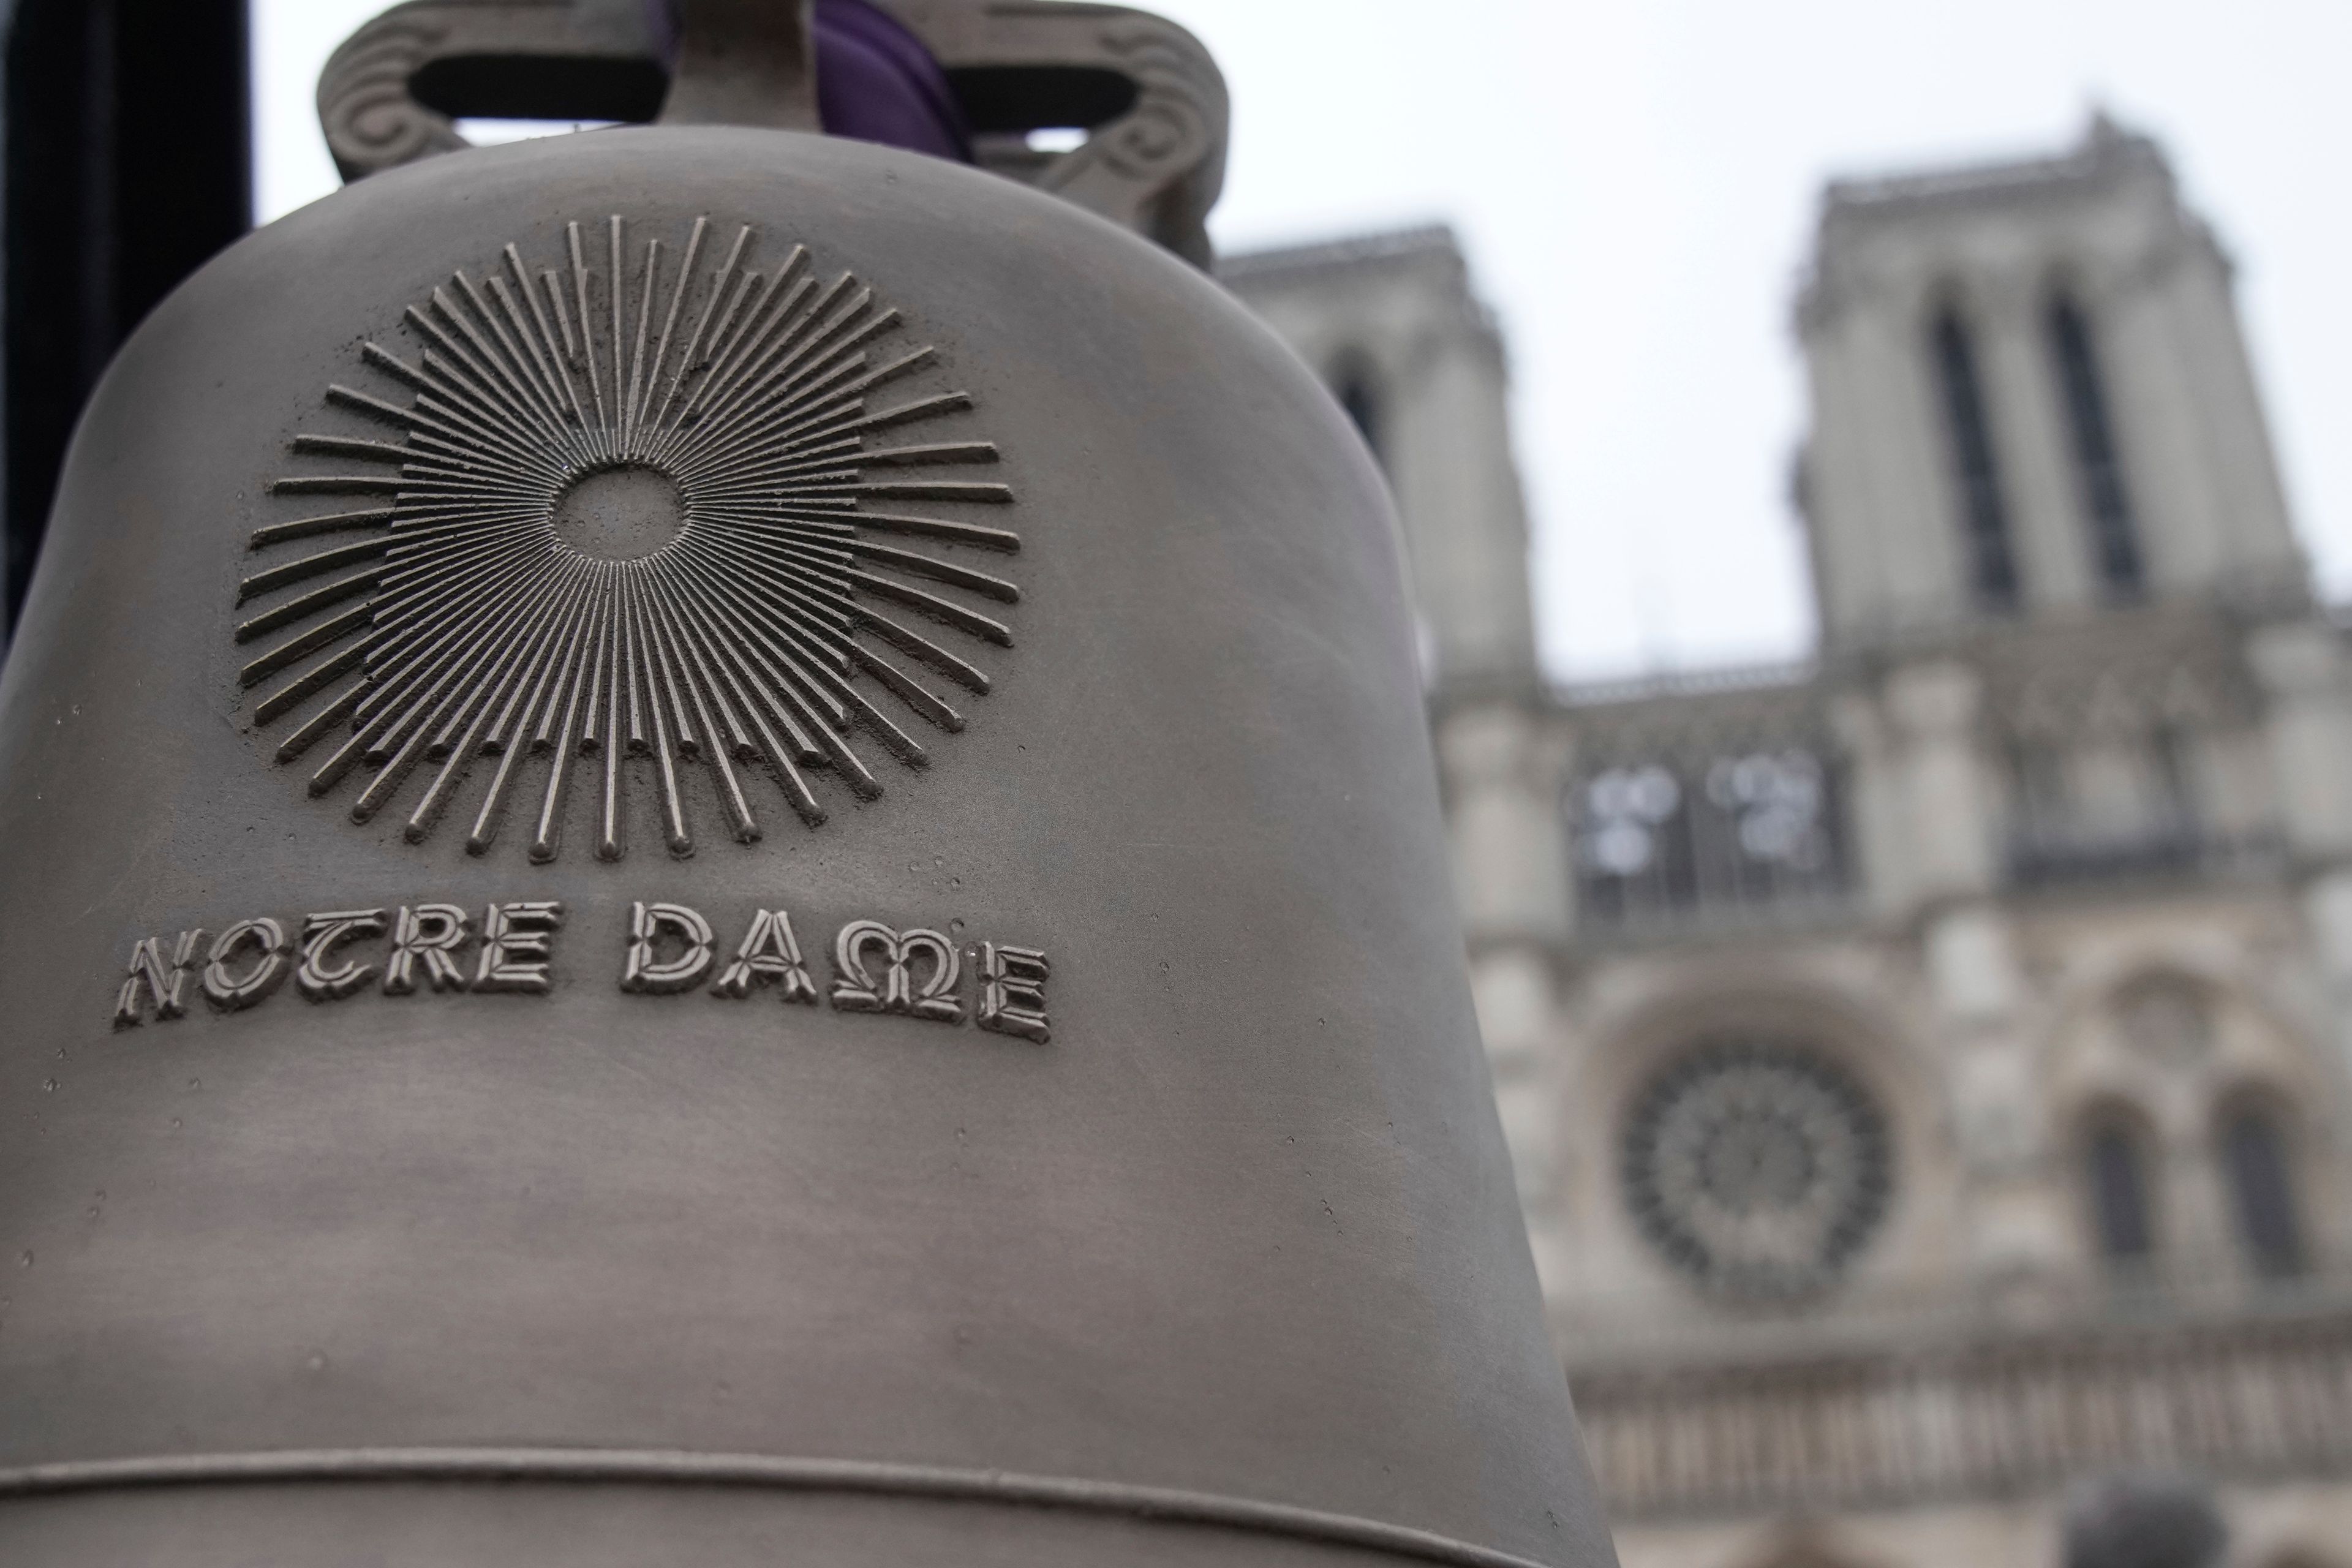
[0,1444,1573,1568]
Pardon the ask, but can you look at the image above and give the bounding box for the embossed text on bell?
[0,3,1611,1566]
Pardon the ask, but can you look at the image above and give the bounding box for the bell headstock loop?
[656,0,821,130]
[315,0,1229,266]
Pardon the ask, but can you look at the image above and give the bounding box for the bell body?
[0,129,1611,1566]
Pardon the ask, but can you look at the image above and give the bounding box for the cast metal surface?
[0,50,1611,1568]
[657,0,822,130]
[318,0,1227,264]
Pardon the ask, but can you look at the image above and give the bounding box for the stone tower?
[1796,114,2306,646]
[1228,119,2352,1567]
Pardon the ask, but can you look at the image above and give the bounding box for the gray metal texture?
[319,0,1228,265]
[0,128,1613,1565]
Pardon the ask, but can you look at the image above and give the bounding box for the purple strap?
[644,0,975,164]
[813,0,974,162]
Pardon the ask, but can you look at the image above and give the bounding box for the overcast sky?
[255,1,2352,683]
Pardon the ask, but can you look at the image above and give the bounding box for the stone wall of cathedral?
[1227,118,2352,1568]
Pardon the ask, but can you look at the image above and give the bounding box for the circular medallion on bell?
[233,214,1023,864]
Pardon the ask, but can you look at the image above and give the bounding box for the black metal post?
[2,0,251,643]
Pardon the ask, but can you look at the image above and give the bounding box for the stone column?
[1803,286,1962,639]
[1887,660,2071,1292]
[2168,232,2304,594]
[1885,660,1997,903]
[1830,690,1912,918]
[2250,622,2352,1082]
[1436,698,1574,1298]
[2248,622,2352,864]
[1927,902,2071,1291]
[2101,243,2230,595]
[1442,700,1572,947]
[2157,1099,2236,1280]
[1392,321,1537,691]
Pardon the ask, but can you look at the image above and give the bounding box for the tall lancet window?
[1931,308,2019,610]
[2222,1103,2304,1280]
[2046,292,2143,595]
[2084,1112,2157,1268]
[1330,351,1385,470]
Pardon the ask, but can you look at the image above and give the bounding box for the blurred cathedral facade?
[1226,118,2352,1568]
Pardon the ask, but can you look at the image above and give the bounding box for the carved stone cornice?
[1570,1292,2352,1520]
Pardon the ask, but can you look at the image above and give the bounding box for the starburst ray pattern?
[236,216,1022,862]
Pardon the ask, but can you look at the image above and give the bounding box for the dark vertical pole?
[2,0,251,644]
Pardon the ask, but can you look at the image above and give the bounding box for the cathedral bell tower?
[1795,113,2306,649]
[1790,116,2352,1303]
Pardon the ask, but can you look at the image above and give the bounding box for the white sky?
[254,0,2352,683]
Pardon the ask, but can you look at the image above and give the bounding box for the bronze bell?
[0,3,1613,1563]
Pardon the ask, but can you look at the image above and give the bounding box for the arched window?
[1930,307,2019,610]
[2046,291,2143,596]
[2222,1101,2304,1279]
[2082,1111,2157,1267]
[1328,351,1384,469]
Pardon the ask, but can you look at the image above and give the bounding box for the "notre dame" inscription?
[112,901,1050,1044]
